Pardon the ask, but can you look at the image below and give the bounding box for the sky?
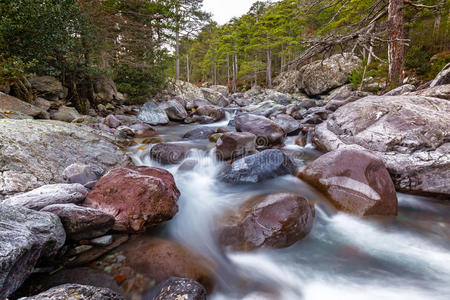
[203,0,258,25]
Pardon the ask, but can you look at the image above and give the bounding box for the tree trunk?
[280,44,286,73]
[227,55,230,89]
[387,0,404,87]
[175,29,180,81]
[266,47,272,89]
[186,54,190,83]
[232,54,237,93]
[213,63,217,85]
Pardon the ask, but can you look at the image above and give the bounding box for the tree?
[387,0,404,86]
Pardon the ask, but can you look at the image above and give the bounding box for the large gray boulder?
[200,87,230,107]
[405,84,450,100]
[28,76,64,101]
[0,120,131,198]
[0,93,49,119]
[160,99,188,121]
[93,76,124,104]
[235,113,285,146]
[273,71,302,94]
[313,95,450,196]
[137,100,169,125]
[18,284,124,300]
[3,183,88,210]
[50,106,81,122]
[298,53,361,96]
[0,204,66,299]
[430,63,450,87]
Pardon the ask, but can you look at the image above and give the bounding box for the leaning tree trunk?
[387,0,405,88]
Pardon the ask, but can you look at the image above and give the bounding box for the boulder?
[137,101,169,125]
[430,62,450,87]
[51,106,81,122]
[62,163,105,189]
[41,204,115,240]
[405,84,450,100]
[28,76,64,101]
[313,95,450,196]
[104,115,122,128]
[150,143,188,164]
[84,166,180,232]
[0,93,49,119]
[215,132,256,161]
[0,204,65,299]
[3,183,88,210]
[160,99,188,121]
[209,85,229,96]
[195,105,225,122]
[298,53,361,96]
[273,71,302,94]
[18,284,123,300]
[219,149,296,184]
[183,127,215,140]
[200,88,230,107]
[273,114,301,135]
[129,123,157,138]
[93,76,123,104]
[118,237,215,293]
[0,120,130,198]
[299,148,398,216]
[144,277,206,300]
[165,80,204,105]
[218,193,314,251]
[235,113,285,146]
[383,84,415,96]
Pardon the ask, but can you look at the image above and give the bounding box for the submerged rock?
[219,149,296,184]
[137,101,169,125]
[235,113,285,146]
[215,132,256,161]
[18,284,123,300]
[299,148,398,216]
[218,193,314,251]
[84,166,180,232]
[150,143,188,164]
[0,204,65,299]
[144,277,207,300]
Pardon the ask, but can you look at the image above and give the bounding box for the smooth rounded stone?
[137,100,169,125]
[313,95,450,196]
[218,149,296,184]
[177,159,198,172]
[150,143,188,164]
[183,127,215,140]
[299,148,398,216]
[118,237,215,293]
[51,106,82,122]
[62,163,105,189]
[0,120,130,198]
[273,114,301,135]
[84,166,180,233]
[144,277,206,300]
[90,235,114,247]
[160,99,188,121]
[28,76,64,101]
[218,193,314,251]
[0,93,49,119]
[4,183,89,210]
[41,204,115,240]
[0,204,66,299]
[215,132,257,161]
[298,53,361,96]
[295,135,307,147]
[18,284,124,300]
[195,105,225,121]
[234,113,285,146]
[104,115,122,128]
[129,123,157,138]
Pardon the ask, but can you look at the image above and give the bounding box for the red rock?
[195,105,225,122]
[295,135,307,147]
[104,115,122,129]
[215,132,256,161]
[234,113,285,146]
[299,147,398,216]
[84,166,180,232]
[218,193,315,251]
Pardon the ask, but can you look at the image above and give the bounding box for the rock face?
[313,95,450,196]
[406,84,450,100]
[137,101,169,125]
[218,193,314,251]
[235,113,285,146]
[145,277,207,300]
[384,84,415,96]
[119,237,215,293]
[160,99,188,121]
[28,76,64,101]
[3,183,88,210]
[195,105,225,122]
[200,88,229,107]
[0,93,49,119]
[93,76,123,104]
[19,284,124,300]
[0,120,130,198]
[219,149,296,184]
[299,148,398,216]
[0,204,66,299]
[41,204,115,240]
[62,164,105,189]
[298,53,361,96]
[165,80,204,104]
[84,166,180,232]
[150,143,188,164]
[215,132,256,160]
[273,71,302,94]
[183,127,215,140]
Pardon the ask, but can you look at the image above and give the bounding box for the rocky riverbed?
[1,59,449,300]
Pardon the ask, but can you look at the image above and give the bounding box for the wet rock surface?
[62,164,105,189]
[18,284,124,300]
[137,100,169,125]
[235,113,285,146]
[215,132,257,161]
[145,277,207,300]
[150,143,188,164]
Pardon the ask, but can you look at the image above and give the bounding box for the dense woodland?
[0,0,449,106]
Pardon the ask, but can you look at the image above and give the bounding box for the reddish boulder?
[218,193,314,251]
[84,166,180,232]
[104,115,121,129]
[129,123,157,138]
[195,105,225,122]
[299,148,397,216]
[215,132,256,160]
[235,113,285,146]
[273,114,301,135]
[150,143,188,165]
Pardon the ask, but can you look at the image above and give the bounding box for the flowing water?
[129,117,450,300]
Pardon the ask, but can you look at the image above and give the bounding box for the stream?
[129,116,450,300]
